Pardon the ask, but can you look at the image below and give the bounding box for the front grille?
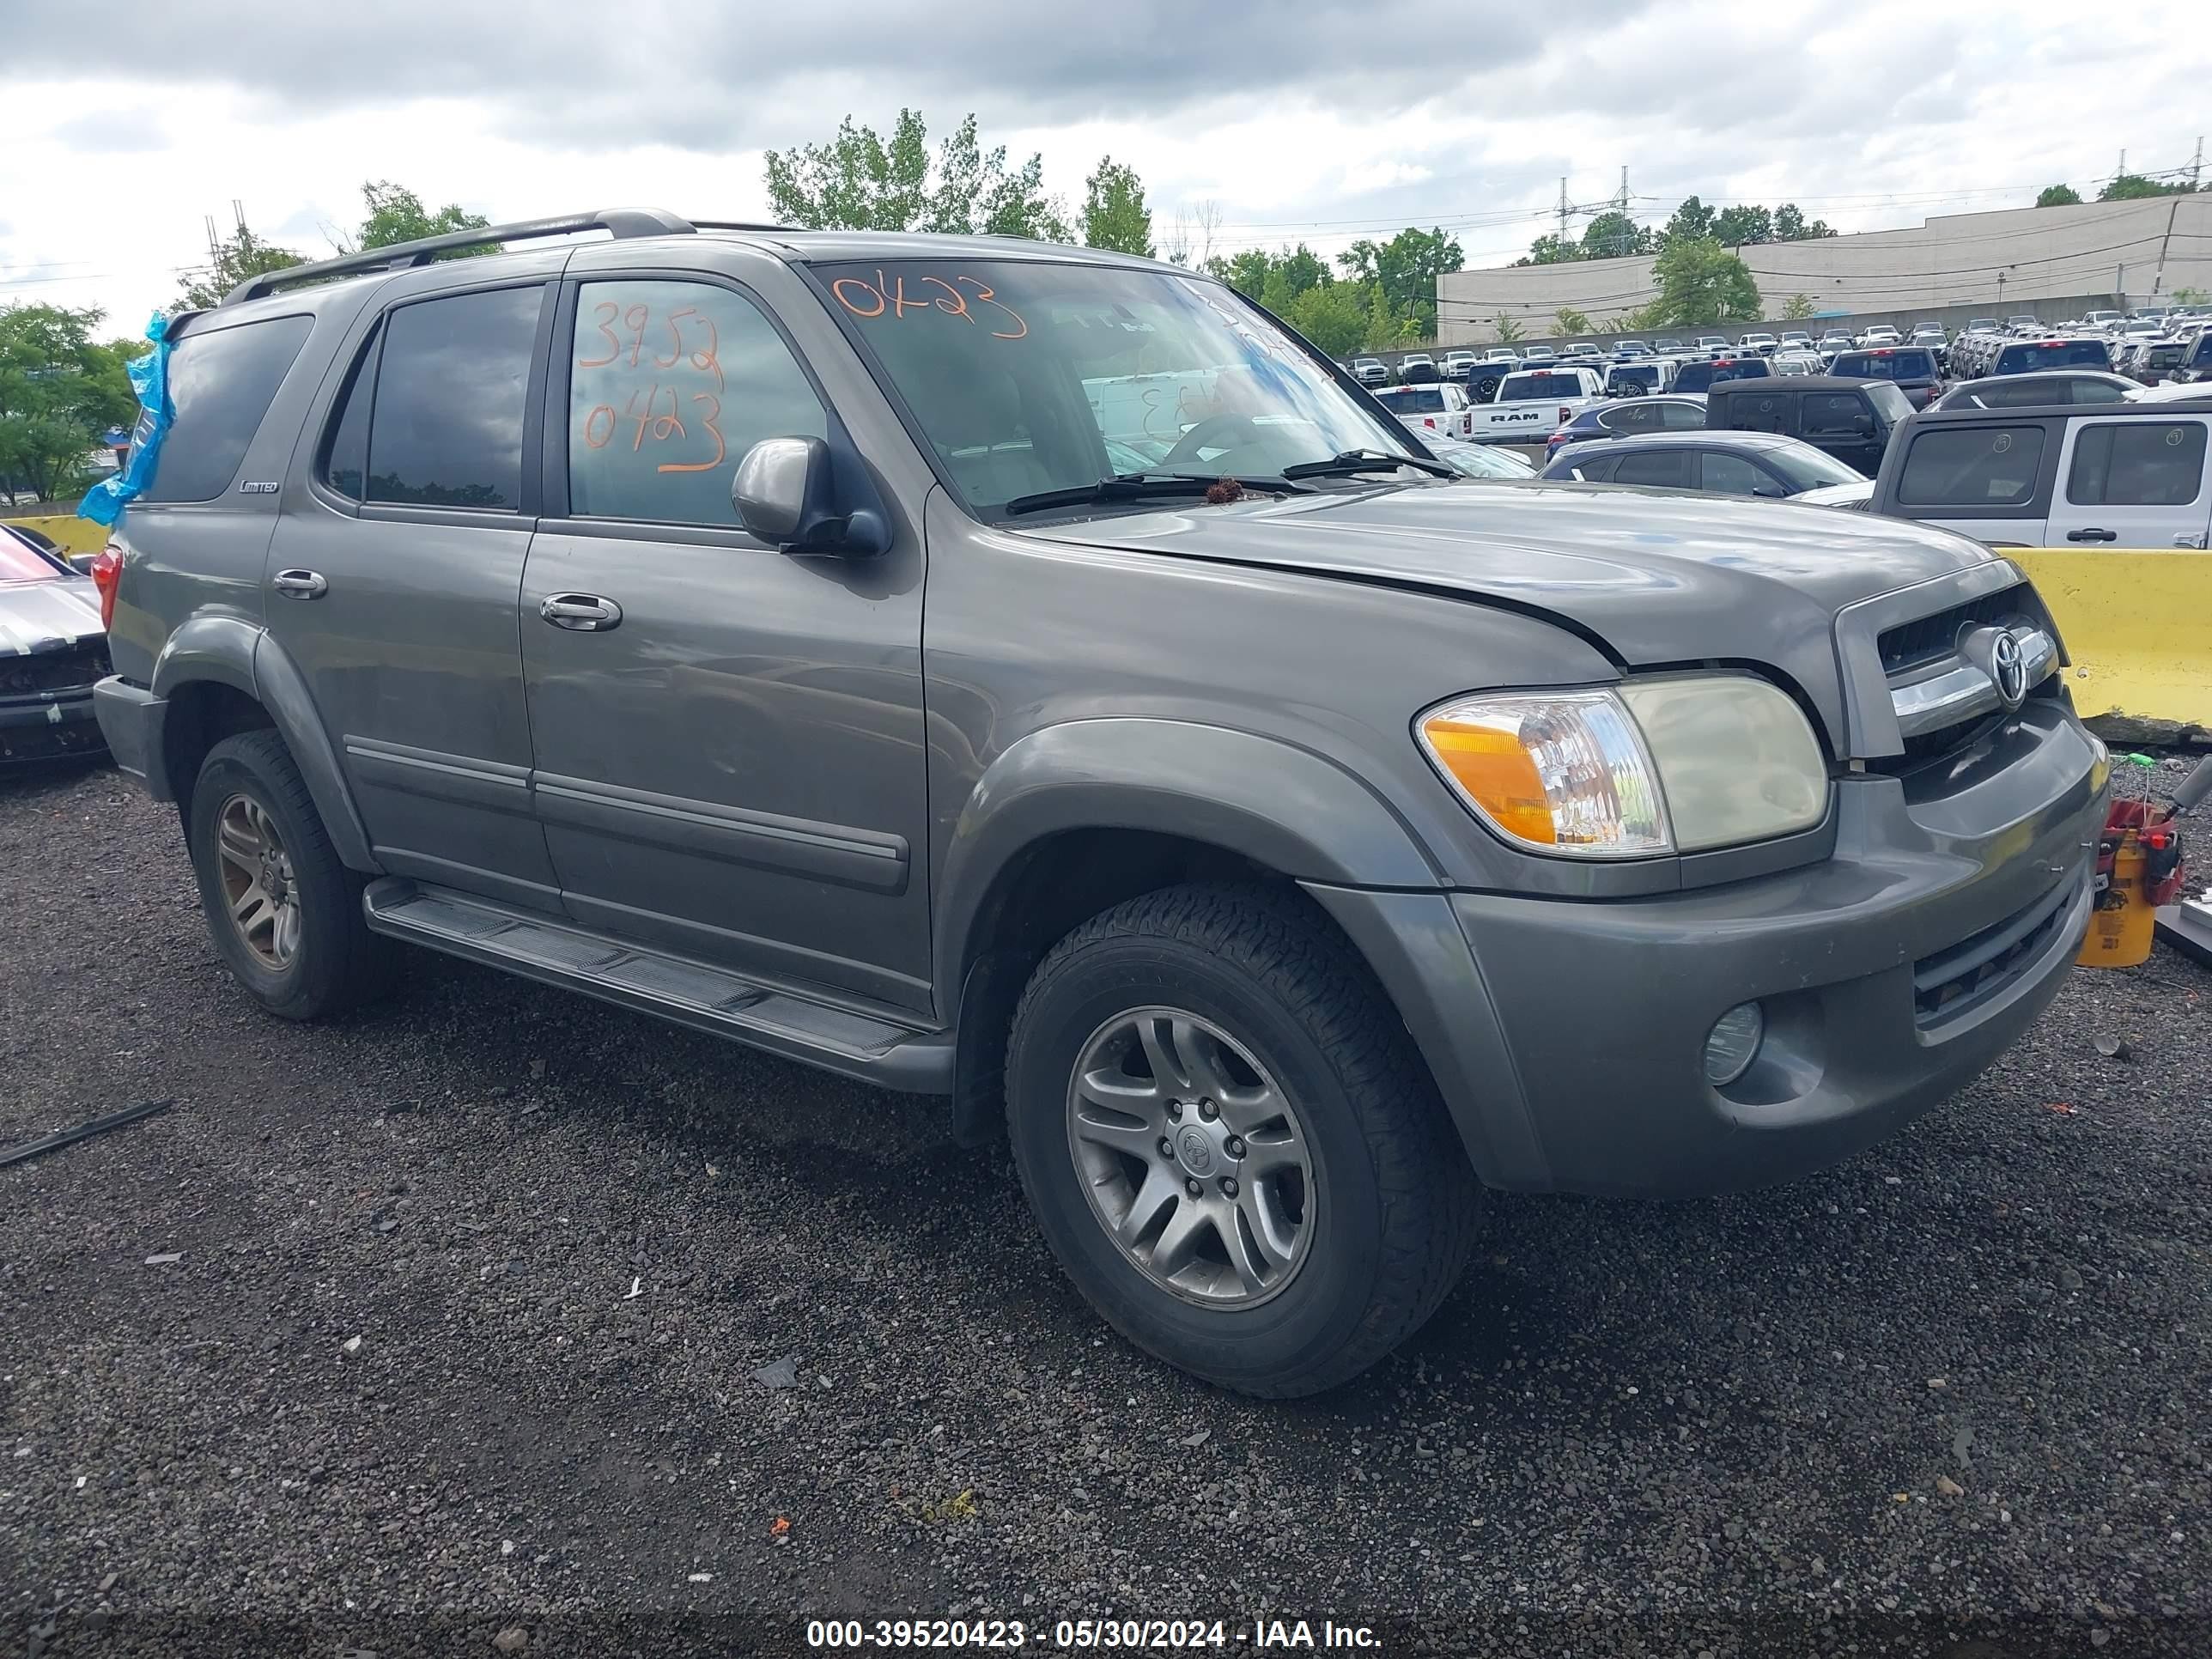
[0,641,110,702]
[1877,586,2028,675]
[1913,873,2081,1029]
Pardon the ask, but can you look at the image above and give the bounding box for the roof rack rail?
[222,208,699,306]
[688,220,808,234]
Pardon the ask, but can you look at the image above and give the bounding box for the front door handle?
[2064,527,2118,544]
[539,593,623,631]
[271,568,328,599]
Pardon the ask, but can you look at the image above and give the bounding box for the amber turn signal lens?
[1419,709,1556,845]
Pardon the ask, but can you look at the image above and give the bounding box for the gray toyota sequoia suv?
[91,209,2110,1395]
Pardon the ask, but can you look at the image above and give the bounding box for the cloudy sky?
[5,0,2207,331]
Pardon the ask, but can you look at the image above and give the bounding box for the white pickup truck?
[1462,366,1611,444]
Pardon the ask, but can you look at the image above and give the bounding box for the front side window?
[566,280,827,526]
[143,314,313,503]
[817,260,1407,516]
[1898,426,2047,507]
[1698,451,1779,495]
[367,286,544,508]
[2066,422,2209,507]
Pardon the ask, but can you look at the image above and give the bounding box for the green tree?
[0,303,139,503]
[1336,228,1462,334]
[1515,232,1583,266]
[2175,286,2209,306]
[2035,183,2083,208]
[1079,157,1153,257]
[1771,204,1834,240]
[763,109,1068,240]
[1283,283,1369,357]
[352,180,498,257]
[2099,173,2195,201]
[1579,211,1650,259]
[1555,307,1593,335]
[177,218,303,311]
[1362,283,1406,351]
[1214,249,1272,300]
[1782,292,1816,320]
[1712,204,1773,246]
[1646,236,1761,325]
[1492,314,1526,343]
[1658,196,1716,247]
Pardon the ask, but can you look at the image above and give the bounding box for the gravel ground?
[4,758,2209,1659]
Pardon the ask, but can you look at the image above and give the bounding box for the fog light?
[1704,1002,1765,1087]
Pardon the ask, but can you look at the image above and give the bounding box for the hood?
[0,577,105,655]
[1024,477,2005,748]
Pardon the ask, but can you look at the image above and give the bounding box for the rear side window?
[1898,426,2047,507]
[1802,394,1869,436]
[367,286,544,509]
[1612,449,1694,488]
[2066,422,2208,507]
[141,314,313,503]
[566,280,827,526]
[1375,388,1445,415]
[1657,401,1706,430]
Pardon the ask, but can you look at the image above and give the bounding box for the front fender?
[933,718,1443,1000]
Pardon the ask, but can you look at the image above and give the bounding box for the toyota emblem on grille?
[1990,631,2028,710]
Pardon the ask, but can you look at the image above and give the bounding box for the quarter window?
[567,280,826,527]
[320,325,380,501]
[142,314,313,503]
[1898,426,2046,507]
[367,286,544,509]
[2065,422,2209,507]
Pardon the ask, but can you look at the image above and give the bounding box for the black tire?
[1006,883,1480,1397]
[188,729,394,1020]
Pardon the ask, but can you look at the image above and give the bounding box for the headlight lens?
[1419,677,1826,859]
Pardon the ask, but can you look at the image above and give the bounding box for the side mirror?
[731,435,889,557]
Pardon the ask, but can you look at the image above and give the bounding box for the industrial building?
[1435,194,2212,345]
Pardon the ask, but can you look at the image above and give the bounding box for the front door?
[2045,414,2212,549]
[264,274,562,910]
[518,274,933,1015]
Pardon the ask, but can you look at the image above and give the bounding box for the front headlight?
[1419,677,1826,858]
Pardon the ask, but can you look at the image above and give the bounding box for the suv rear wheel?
[1006,884,1479,1396]
[188,730,393,1020]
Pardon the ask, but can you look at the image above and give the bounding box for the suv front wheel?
[1006,884,1479,1396]
[188,730,393,1020]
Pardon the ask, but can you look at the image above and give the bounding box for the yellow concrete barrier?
[2013,549,2212,740]
[7,514,107,556]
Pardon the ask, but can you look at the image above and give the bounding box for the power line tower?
[1556,177,1571,244]
[2191,137,2204,192]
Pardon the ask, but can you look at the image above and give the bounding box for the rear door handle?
[2175,532,2207,549]
[271,568,328,599]
[538,593,623,631]
[2064,528,2118,543]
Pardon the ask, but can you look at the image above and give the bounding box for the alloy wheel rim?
[215,793,301,971]
[1065,1006,1315,1308]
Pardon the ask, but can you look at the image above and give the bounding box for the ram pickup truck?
[1462,365,1610,442]
[88,210,2112,1398]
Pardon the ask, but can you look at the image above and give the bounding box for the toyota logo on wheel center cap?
[1176,1127,1216,1176]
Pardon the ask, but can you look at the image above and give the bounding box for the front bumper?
[0,687,106,766]
[1310,707,2109,1199]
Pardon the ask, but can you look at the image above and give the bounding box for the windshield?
[1829,349,1938,380]
[0,532,64,583]
[1996,341,2110,372]
[1374,387,1447,414]
[1767,446,1867,489]
[1499,372,1583,401]
[817,259,1410,515]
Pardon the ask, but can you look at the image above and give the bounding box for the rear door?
[1884,416,2056,543]
[1802,391,1885,472]
[2045,414,2212,549]
[265,266,561,908]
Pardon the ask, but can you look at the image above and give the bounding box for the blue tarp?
[78,312,172,527]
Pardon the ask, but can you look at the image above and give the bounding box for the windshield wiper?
[1002,471,1307,518]
[1279,448,1455,481]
